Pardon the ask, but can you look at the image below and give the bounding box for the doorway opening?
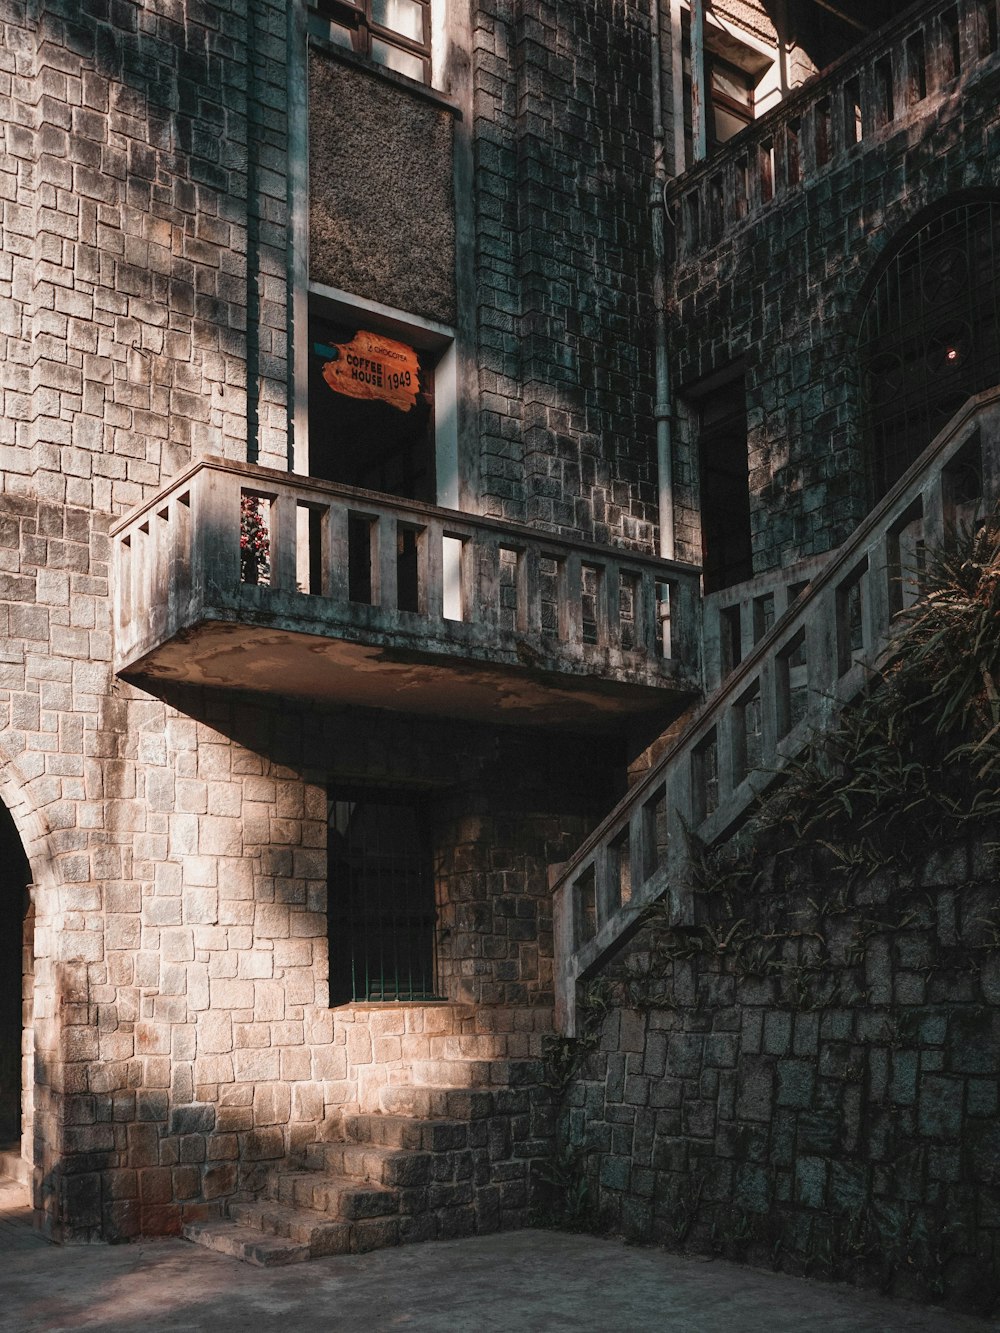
[0,802,30,1148]
[308,308,439,504]
[327,789,440,1006]
[696,375,753,594]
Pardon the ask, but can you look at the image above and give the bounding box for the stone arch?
[0,751,49,1193]
[856,192,1000,503]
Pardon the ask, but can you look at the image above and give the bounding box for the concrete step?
[344,1113,472,1153]
[183,1219,310,1267]
[269,1168,400,1221]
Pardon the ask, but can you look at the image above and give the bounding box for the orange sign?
[321,330,419,413]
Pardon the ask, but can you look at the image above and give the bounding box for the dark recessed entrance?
[327,790,439,1006]
[0,804,29,1145]
[697,376,753,594]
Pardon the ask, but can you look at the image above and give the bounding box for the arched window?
[859,200,1000,501]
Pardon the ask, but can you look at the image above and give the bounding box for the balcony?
[669,0,999,259]
[111,459,702,730]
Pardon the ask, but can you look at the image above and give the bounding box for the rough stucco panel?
[309,53,456,325]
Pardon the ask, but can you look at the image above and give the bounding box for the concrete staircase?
[184,1012,555,1266]
[551,388,1000,1034]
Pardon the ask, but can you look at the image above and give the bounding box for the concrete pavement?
[1,1178,994,1332]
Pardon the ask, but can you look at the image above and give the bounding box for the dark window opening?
[309,0,431,84]
[709,56,755,148]
[309,309,437,504]
[859,200,1000,501]
[697,376,753,594]
[0,805,29,1146]
[327,790,439,1006]
[680,15,770,163]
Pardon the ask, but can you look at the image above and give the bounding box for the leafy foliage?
[752,509,1000,875]
[240,494,271,585]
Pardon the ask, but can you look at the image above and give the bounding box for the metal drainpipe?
[691,0,708,164]
[650,0,675,562]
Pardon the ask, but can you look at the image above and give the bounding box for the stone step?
[228,1199,352,1256]
[379,1085,497,1120]
[183,1219,310,1267]
[269,1168,400,1221]
[304,1140,433,1188]
[344,1113,472,1153]
[0,1146,30,1188]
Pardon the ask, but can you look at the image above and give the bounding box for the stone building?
[0,0,998,1287]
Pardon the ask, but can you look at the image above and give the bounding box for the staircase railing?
[552,387,1000,1034]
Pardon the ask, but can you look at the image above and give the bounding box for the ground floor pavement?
[0,1178,995,1331]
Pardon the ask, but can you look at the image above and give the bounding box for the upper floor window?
[310,0,431,84]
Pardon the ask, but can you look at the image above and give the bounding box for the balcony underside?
[121,614,696,731]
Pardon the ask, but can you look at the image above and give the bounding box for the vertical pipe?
[691,0,709,164]
[651,0,676,559]
[286,0,310,476]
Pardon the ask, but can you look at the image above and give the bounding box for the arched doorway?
[0,802,30,1151]
[859,199,1000,501]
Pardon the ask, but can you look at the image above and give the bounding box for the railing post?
[979,398,1000,509]
[863,534,891,654]
[806,587,838,730]
[551,869,576,1037]
[595,843,616,928]
[628,803,651,894]
[635,572,657,659]
[562,553,582,647]
[327,502,350,602]
[716,704,738,806]
[476,537,500,629]
[921,468,948,548]
[604,561,620,650]
[758,653,779,768]
[378,511,398,612]
[272,490,297,594]
[518,545,542,635]
[194,466,240,601]
[425,519,444,621]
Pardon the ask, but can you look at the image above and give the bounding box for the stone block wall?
[0,483,617,1242]
[559,836,1000,1315]
[470,0,661,549]
[667,43,1000,573]
[0,0,289,507]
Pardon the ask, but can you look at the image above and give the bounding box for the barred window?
[859,200,1000,501]
[310,0,431,85]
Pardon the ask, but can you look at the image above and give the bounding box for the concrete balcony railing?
[669,0,1000,258]
[111,458,702,729]
[552,386,1000,1033]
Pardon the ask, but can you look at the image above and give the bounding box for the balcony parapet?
[667,0,999,259]
[111,459,702,728]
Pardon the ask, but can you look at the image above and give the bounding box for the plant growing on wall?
[755,508,1000,871]
[240,494,271,585]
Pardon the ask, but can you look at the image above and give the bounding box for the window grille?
[327,790,440,1005]
[859,201,1000,501]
